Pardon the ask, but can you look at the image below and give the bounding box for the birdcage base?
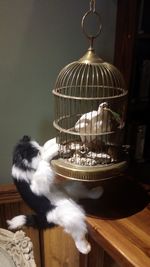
[51,159,127,182]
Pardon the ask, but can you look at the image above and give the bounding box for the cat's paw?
[42,138,59,161]
[88,186,103,199]
[75,239,91,254]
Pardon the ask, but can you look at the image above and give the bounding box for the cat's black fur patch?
[25,214,55,229]
[12,135,39,171]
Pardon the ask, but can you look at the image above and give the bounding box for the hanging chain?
[90,0,96,12]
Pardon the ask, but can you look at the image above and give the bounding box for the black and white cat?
[7,136,103,254]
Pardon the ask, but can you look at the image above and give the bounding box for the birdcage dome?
[53,51,126,101]
[51,3,128,182]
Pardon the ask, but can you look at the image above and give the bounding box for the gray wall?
[0,0,117,184]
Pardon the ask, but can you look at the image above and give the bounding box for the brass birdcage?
[51,1,128,182]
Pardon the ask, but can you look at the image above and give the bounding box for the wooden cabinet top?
[83,179,150,267]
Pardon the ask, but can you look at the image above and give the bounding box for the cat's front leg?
[65,181,103,200]
[30,160,55,197]
[42,138,59,162]
[87,186,103,199]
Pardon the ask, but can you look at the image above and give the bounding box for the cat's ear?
[20,135,31,143]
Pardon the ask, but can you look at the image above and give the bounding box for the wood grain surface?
[41,227,80,267]
[83,178,150,267]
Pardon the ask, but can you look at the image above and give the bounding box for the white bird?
[75,102,112,143]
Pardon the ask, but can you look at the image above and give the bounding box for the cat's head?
[12,135,42,171]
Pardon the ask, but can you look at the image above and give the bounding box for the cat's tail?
[7,214,56,230]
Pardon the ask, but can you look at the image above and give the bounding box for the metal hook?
[90,0,96,12]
